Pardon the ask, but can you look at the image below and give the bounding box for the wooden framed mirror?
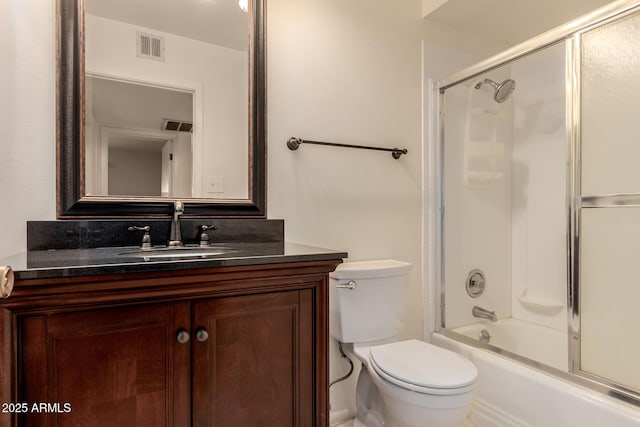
[57,0,266,218]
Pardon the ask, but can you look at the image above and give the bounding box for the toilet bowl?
[330,260,477,427]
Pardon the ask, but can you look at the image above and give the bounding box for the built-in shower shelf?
[518,289,564,314]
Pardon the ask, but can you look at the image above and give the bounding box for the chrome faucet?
[168,201,184,247]
[472,306,497,322]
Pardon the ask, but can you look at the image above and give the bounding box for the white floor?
[332,419,476,427]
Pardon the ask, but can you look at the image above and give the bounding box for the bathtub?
[433,321,640,427]
[453,318,568,371]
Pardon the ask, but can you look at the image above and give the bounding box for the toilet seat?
[369,339,477,396]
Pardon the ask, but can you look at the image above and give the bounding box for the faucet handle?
[199,225,217,247]
[128,225,152,249]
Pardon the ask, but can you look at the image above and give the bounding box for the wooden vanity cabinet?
[1,260,339,427]
[192,290,314,427]
[20,303,191,427]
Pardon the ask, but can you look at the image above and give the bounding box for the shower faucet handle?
[466,269,486,298]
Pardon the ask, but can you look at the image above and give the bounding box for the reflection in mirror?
[84,0,249,200]
[85,76,194,198]
[85,0,249,199]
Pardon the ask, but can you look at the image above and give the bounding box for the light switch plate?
[206,175,224,193]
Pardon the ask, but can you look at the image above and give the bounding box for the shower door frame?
[434,0,640,406]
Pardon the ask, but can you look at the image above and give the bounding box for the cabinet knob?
[176,329,190,344]
[196,328,209,342]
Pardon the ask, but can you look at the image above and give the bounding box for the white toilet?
[330,260,477,427]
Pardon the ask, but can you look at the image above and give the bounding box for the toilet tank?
[330,259,412,344]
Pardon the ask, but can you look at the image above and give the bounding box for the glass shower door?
[440,42,569,371]
[579,8,640,396]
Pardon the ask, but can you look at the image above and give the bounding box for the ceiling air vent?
[163,119,193,133]
[137,31,165,61]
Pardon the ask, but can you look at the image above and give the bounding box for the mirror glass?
[84,0,248,200]
[86,76,194,198]
[57,0,265,217]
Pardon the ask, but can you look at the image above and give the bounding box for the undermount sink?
[117,246,235,260]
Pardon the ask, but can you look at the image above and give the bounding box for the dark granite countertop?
[2,242,348,281]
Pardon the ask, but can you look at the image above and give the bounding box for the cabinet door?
[20,302,190,427]
[192,290,314,427]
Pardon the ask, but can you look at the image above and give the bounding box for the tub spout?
[473,306,497,322]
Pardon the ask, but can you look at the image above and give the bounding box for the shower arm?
[474,79,499,90]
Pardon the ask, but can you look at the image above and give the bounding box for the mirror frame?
[57,0,266,218]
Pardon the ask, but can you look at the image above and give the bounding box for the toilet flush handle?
[336,280,357,290]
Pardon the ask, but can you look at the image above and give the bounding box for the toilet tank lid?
[330,259,412,280]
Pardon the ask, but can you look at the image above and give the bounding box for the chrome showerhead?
[474,78,516,103]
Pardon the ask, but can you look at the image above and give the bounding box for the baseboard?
[470,398,530,427]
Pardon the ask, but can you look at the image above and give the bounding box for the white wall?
[267,0,423,418]
[422,19,504,62]
[0,0,56,259]
[108,149,162,196]
[86,14,248,199]
[422,0,449,17]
